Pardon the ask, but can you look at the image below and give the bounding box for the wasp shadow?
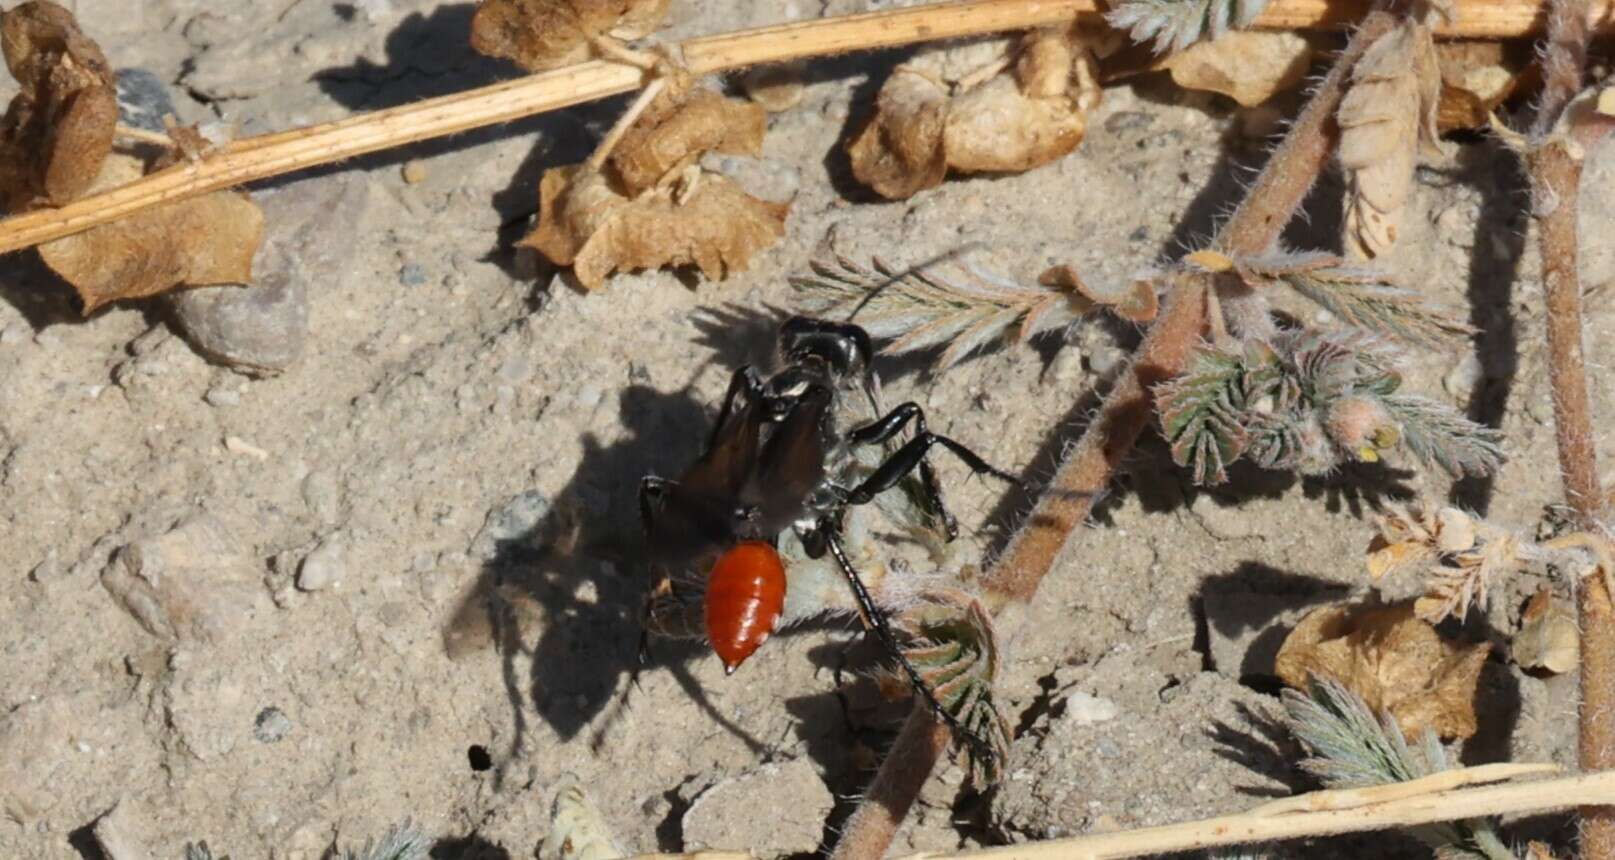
[443,383,774,773]
[1444,142,1527,516]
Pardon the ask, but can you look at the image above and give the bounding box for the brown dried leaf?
[0,0,117,210]
[611,89,765,195]
[1161,31,1313,108]
[1513,587,1578,674]
[469,0,670,72]
[846,67,949,200]
[1275,602,1489,740]
[1338,22,1442,259]
[37,153,265,313]
[524,164,787,290]
[1435,41,1527,131]
[1038,264,1158,323]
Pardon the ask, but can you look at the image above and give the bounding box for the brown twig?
[1521,0,1615,852]
[0,0,1606,255]
[828,11,1398,860]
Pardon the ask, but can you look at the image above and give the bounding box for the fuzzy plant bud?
[1324,394,1400,463]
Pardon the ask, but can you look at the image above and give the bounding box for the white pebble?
[297,537,347,592]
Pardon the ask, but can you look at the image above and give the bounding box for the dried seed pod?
[1275,601,1489,740]
[847,28,1100,200]
[1512,588,1577,674]
[1338,21,1442,259]
[1160,31,1313,107]
[0,0,117,210]
[469,0,671,72]
[610,88,765,195]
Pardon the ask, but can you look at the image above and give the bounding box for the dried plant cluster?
[469,0,672,72]
[0,1,266,312]
[846,26,1104,200]
[521,82,789,289]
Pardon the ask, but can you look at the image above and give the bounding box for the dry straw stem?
[639,767,1614,860]
[830,12,1397,860]
[0,0,1608,256]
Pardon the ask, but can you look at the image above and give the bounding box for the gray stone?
[92,799,153,860]
[101,515,268,643]
[169,263,308,374]
[398,263,427,286]
[682,760,832,855]
[115,68,176,133]
[300,469,342,524]
[470,491,550,560]
[253,707,292,743]
[1061,691,1119,726]
[297,536,346,592]
[204,386,241,407]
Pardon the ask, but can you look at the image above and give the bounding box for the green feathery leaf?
[1107,0,1271,54]
[1382,395,1506,477]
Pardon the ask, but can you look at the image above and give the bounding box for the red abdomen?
[705,541,787,674]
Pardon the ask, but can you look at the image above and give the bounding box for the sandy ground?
[3,1,1615,858]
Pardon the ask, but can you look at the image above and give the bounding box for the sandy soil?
[3,1,1614,858]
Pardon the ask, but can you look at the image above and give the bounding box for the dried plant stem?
[585,76,667,169]
[895,768,1615,860]
[831,12,1396,860]
[641,767,1615,860]
[1522,0,1615,851]
[1245,762,1560,815]
[0,0,1601,256]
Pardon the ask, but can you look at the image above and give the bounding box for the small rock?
[398,263,427,286]
[0,324,26,346]
[93,799,154,860]
[116,68,176,133]
[165,649,254,760]
[224,436,269,460]
[28,549,60,582]
[253,707,293,743]
[101,514,268,642]
[401,161,428,184]
[1062,691,1119,726]
[203,386,241,407]
[1103,111,1154,133]
[297,536,347,591]
[170,263,308,374]
[301,469,342,524]
[1086,344,1124,376]
[1443,353,1483,398]
[740,62,806,112]
[470,491,550,560]
[682,760,832,855]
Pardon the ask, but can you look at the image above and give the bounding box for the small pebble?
[470,491,550,560]
[1062,691,1119,725]
[401,161,428,184]
[1442,353,1483,398]
[28,550,60,582]
[398,263,427,286]
[297,536,346,591]
[204,387,241,408]
[171,267,308,374]
[253,707,292,743]
[300,470,341,523]
[1086,344,1124,376]
[224,436,269,461]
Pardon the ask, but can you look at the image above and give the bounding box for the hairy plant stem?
[829,11,1397,860]
[1522,0,1615,851]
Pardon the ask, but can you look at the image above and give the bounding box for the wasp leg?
[846,404,959,539]
[843,403,1017,510]
[814,517,995,762]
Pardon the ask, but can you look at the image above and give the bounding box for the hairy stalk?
[1522,0,1615,852]
[828,12,1398,860]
